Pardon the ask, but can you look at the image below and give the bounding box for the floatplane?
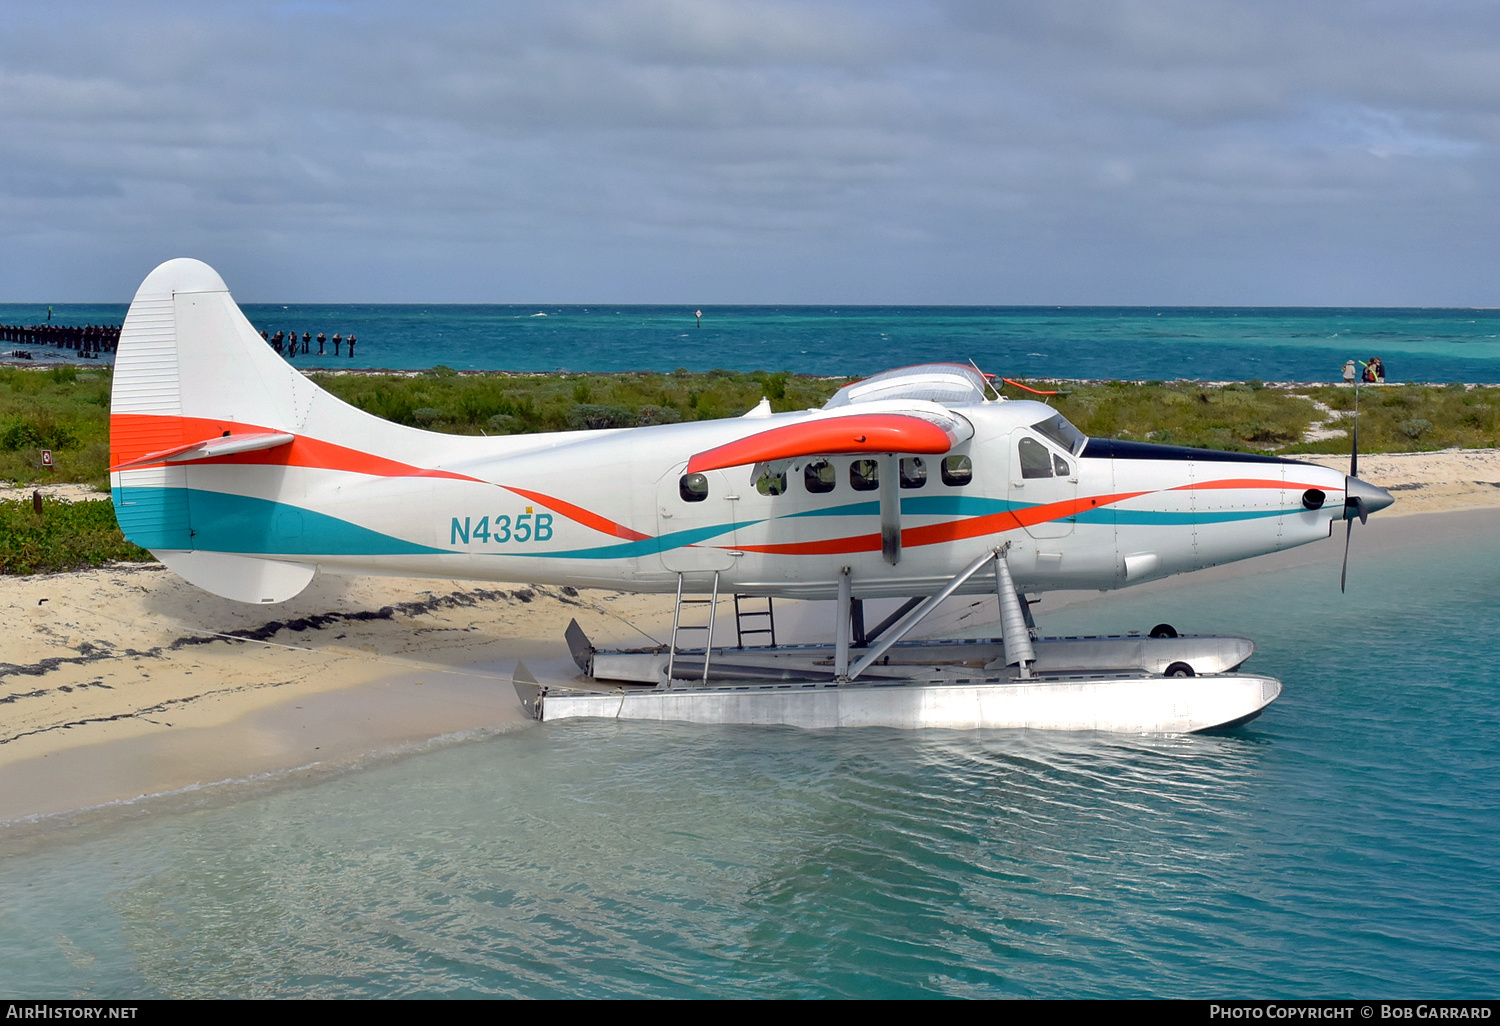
[108,259,1393,733]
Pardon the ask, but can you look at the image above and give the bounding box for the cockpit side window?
[1031,413,1087,456]
[1018,437,1054,479]
[1053,453,1071,477]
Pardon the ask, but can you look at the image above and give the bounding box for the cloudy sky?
[2,1,1497,304]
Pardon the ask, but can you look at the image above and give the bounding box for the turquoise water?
[3,520,1497,998]
[6,304,1500,382]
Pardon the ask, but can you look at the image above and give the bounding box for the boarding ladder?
[668,571,720,683]
[733,594,776,649]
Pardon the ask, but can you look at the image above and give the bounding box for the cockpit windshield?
[1031,413,1087,456]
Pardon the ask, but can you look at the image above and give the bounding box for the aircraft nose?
[1346,475,1394,516]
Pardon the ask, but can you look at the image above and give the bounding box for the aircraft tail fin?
[110,258,325,602]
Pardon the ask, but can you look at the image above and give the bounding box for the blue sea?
[5,303,1500,382]
[2,512,1497,998]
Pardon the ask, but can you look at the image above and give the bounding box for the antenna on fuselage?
[969,359,1002,401]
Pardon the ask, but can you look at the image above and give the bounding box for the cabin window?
[804,459,836,494]
[850,459,879,491]
[756,468,787,496]
[899,457,927,489]
[1053,454,1071,477]
[1018,437,1054,479]
[941,455,972,486]
[680,472,709,502]
[1031,413,1087,456]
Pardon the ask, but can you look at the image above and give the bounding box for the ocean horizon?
[4,304,1500,383]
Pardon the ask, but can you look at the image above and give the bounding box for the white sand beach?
[2,446,1498,827]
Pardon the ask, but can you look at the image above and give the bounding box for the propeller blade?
[1341,517,1353,593]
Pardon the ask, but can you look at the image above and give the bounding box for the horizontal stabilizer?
[686,411,968,473]
[110,431,294,471]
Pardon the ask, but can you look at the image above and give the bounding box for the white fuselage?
[132,399,1349,600]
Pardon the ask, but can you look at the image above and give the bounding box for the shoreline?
[3,446,1499,829]
[0,568,677,827]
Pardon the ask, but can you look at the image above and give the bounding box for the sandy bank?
[0,568,674,824]
[1299,448,1500,516]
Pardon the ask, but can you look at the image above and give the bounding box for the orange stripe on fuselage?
[1168,477,1332,492]
[733,490,1153,555]
[108,413,484,483]
[502,485,652,542]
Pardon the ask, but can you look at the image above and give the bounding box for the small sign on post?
[40,449,53,470]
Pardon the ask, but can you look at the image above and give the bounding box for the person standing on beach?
[1343,360,1356,384]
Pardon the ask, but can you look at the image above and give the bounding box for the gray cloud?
[0,0,1495,303]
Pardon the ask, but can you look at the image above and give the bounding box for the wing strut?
[880,454,901,564]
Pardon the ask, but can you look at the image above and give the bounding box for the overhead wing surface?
[686,411,970,474]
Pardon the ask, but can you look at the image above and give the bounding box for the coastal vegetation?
[0,493,152,574]
[3,362,1500,574]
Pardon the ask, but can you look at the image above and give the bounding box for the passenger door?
[1008,429,1077,539]
[656,463,739,572]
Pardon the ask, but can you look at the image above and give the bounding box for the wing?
[685,407,972,474]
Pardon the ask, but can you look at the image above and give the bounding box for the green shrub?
[567,404,636,430]
[0,497,154,575]
[637,405,682,426]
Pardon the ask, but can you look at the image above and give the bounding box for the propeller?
[1340,373,1394,592]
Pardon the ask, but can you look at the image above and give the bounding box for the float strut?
[994,544,1036,678]
[848,548,999,680]
[835,566,852,679]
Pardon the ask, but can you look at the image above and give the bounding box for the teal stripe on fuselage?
[782,500,879,519]
[113,485,192,549]
[510,518,767,560]
[114,487,449,556]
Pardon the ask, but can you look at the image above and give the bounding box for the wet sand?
[2,447,1498,827]
[0,569,676,824]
